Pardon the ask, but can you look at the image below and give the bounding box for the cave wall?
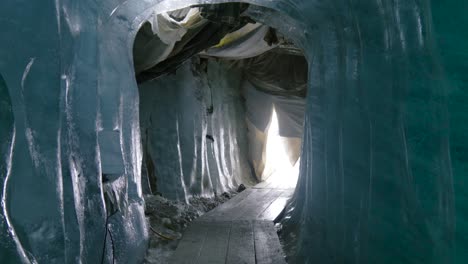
[0,1,148,263]
[280,1,460,263]
[139,59,253,201]
[432,1,468,262]
[0,0,465,263]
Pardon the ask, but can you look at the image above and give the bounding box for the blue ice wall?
[139,60,253,201]
[432,1,468,262]
[0,73,19,263]
[0,0,465,263]
[280,1,463,263]
[0,1,148,263]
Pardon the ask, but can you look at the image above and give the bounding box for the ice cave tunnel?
[0,1,467,264]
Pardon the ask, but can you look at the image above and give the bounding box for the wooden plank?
[200,188,293,222]
[281,188,295,198]
[172,182,294,264]
[253,190,287,220]
[205,189,270,221]
[198,189,254,220]
[258,196,290,221]
[220,189,270,221]
[196,222,232,264]
[236,189,282,221]
[254,180,272,189]
[253,221,287,264]
[170,223,209,264]
[266,179,280,189]
[226,221,255,264]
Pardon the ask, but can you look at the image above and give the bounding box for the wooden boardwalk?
[170,186,293,264]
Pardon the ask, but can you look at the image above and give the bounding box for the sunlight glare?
[262,108,299,189]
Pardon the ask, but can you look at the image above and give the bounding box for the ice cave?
[0,1,467,264]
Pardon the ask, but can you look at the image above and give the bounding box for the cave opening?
[134,2,307,199]
[132,2,307,262]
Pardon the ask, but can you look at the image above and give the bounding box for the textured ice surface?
[279,1,465,264]
[139,59,254,201]
[0,0,466,263]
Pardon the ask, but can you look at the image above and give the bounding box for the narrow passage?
[170,183,293,264]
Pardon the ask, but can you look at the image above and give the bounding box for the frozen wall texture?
[0,0,149,263]
[281,0,465,263]
[139,59,253,201]
[431,2,468,263]
[0,0,466,264]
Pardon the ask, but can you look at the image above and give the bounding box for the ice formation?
[0,0,466,263]
[139,59,254,201]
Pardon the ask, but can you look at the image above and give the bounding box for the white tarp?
[133,8,207,74]
[243,78,305,138]
[202,23,276,59]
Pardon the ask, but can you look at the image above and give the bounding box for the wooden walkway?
[170,186,293,264]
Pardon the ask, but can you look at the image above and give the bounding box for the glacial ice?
[0,0,466,263]
[139,59,254,201]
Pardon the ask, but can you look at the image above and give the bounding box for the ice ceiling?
[0,0,467,264]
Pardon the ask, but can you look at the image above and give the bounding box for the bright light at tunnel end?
[262,108,300,189]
